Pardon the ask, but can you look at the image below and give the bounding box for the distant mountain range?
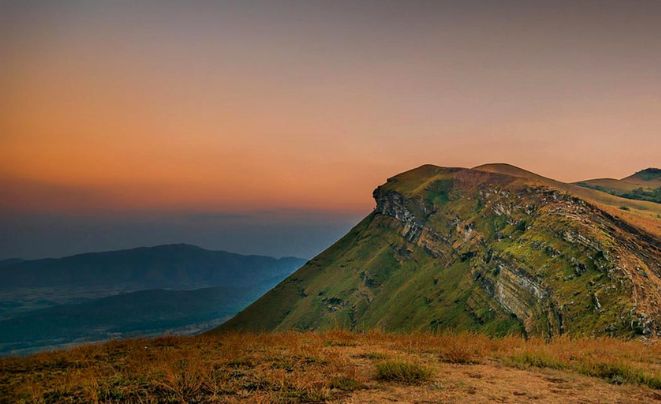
[218,164,661,338]
[0,245,305,354]
[0,243,303,290]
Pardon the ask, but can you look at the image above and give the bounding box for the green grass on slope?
[216,215,376,332]
[219,209,523,336]
[219,165,657,338]
[379,165,462,197]
[577,180,661,204]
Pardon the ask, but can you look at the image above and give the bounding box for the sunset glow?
[2,1,660,259]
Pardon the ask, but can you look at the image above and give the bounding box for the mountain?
[0,245,305,354]
[576,168,661,204]
[217,164,661,338]
[0,243,304,290]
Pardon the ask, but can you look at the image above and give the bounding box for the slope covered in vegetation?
[220,165,661,338]
[576,168,661,204]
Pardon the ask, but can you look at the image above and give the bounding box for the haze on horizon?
[1,0,660,259]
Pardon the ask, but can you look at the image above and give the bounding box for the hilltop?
[625,168,661,184]
[219,164,661,338]
[576,167,661,204]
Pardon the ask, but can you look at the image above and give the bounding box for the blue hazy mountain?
[0,244,305,354]
[0,243,304,290]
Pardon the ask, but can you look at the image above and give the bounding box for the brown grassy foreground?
[2,331,661,403]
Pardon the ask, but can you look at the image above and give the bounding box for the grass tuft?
[376,360,432,384]
[329,376,364,391]
[356,352,388,360]
[508,351,566,370]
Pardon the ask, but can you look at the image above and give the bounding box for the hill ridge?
[625,167,660,181]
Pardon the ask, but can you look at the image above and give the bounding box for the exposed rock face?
[372,185,565,337]
[373,189,426,242]
[373,188,451,258]
[219,165,661,338]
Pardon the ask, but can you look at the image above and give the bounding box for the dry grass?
[1,331,661,402]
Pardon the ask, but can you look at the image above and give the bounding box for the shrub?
[375,360,432,384]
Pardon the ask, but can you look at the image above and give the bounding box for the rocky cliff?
[218,164,661,338]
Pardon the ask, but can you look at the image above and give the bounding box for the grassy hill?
[624,168,661,184]
[576,168,661,204]
[219,164,661,338]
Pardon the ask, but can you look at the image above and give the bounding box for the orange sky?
[2,1,660,215]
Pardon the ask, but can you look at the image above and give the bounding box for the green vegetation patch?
[329,376,365,391]
[425,179,454,207]
[578,181,661,204]
[356,352,388,360]
[508,351,566,370]
[375,360,432,384]
[579,362,661,389]
[508,351,661,390]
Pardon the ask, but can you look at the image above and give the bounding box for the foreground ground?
[1,331,661,403]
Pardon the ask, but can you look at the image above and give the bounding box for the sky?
[1,0,660,259]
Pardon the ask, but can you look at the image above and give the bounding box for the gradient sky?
[1,1,660,259]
